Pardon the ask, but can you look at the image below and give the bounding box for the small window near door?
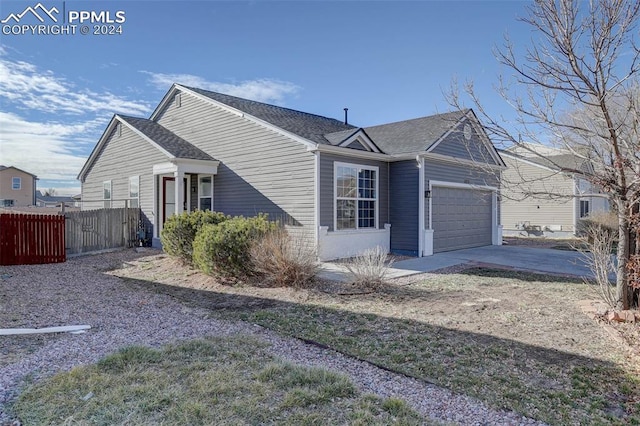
[103,181,112,209]
[580,200,590,218]
[129,176,139,208]
[199,175,213,211]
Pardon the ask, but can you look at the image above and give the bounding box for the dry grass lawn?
[112,253,640,425]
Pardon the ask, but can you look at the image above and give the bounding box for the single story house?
[78,84,505,260]
[0,165,38,207]
[500,144,610,237]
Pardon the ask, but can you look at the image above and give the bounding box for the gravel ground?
[0,249,544,425]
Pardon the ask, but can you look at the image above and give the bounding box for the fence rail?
[0,213,66,265]
[65,208,140,256]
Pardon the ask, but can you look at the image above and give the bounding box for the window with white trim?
[129,176,139,208]
[335,163,378,230]
[580,200,590,218]
[198,175,213,211]
[103,181,112,209]
[12,177,21,190]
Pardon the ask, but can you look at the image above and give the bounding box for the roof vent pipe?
[344,108,348,125]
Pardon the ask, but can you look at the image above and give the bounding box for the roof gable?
[78,115,215,181]
[324,128,382,153]
[427,114,503,166]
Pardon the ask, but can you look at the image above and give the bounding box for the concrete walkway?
[319,245,593,282]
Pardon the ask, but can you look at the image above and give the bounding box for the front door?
[162,177,188,224]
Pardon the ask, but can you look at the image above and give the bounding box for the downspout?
[417,155,425,257]
[33,177,38,206]
[573,175,578,235]
[314,150,321,254]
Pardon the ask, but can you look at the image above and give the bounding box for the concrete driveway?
[319,245,596,282]
[392,245,592,277]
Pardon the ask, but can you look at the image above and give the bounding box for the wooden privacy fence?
[65,208,140,256]
[0,213,66,265]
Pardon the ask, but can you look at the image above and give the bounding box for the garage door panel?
[432,187,492,252]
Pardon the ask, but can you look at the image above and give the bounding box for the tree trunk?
[631,200,640,308]
[616,200,633,310]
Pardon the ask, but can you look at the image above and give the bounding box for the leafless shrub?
[249,228,318,288]
[576,212,618,244]
[344,246,393,290]
[578,221,617,309]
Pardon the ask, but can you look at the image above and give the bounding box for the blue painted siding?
[389,160,419,255]
[319,153,389,231]
[430,119,499,165]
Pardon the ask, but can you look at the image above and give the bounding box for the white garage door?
[432,186,493,253]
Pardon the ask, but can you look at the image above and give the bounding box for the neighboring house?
[35,190,75,208]
[78,84,505,260]
[0,165,38,207]
[72,194,82,208]
[500,144,610,237]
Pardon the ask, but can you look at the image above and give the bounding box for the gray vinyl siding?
[81,123,166,230]
[389,160,419,255]
[346,140,367,151]
[155,91,316,236]
[430,120,499,165]
[501,156,576,233]
[318,153,389,231]
[423,160,499,227]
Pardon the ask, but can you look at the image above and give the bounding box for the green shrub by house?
[160,210,229,264]
[193,214,277,277]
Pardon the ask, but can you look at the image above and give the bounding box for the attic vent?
[116,123,121,137]
[175,93,182,108]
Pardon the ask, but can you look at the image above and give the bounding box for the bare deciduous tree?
[448,0,640,309]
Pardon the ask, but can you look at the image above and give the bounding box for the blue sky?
[0,0,532,195]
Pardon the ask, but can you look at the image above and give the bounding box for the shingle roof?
[119,115,216,161]
[363,110,469,155]
[0,165,38,177]
[323,128,361,145]
[502,149,591,173]
[35,191,74,203]
[183,86,356,145]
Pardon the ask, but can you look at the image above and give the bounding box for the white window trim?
[12,177,21,190]
[103,180,112,208]
[129,176,140,208]
[579,199,590,218]
[198,175,214,211]
[333,161,379,232]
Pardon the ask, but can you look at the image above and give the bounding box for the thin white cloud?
[0,49,153,193]
[0,54,150,116]
[141,71,300,104]
[0,112,95,184]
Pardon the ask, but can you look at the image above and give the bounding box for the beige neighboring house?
[0,165,38,207]
[500,144,609,238]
